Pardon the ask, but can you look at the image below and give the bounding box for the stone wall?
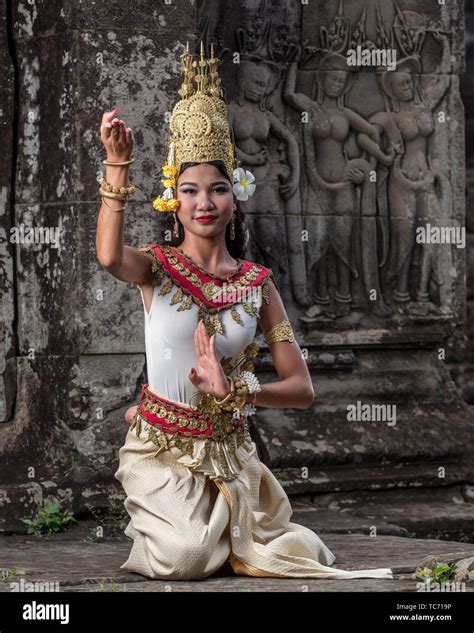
[448,2,474,402]
[0,0,472,531]
[0,0,196,529]
[1,2,16,428]
[201,0,473,494]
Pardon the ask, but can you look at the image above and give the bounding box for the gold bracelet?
[217,376,248,413]
[193,375,249,423]
[99,189,128,201]
[99,177,135,196]
[264,318,295,345]
[213,377,234,406]
[232,377,249,410]
[101,196,127,212]
[103,158,135,166]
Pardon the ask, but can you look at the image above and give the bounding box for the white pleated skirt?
[114,422,393,581]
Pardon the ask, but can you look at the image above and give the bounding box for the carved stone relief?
[211,0,462,332]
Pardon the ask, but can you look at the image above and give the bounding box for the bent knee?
[148,540,214,580]
[170,542,213,579]
[125,405,138,423]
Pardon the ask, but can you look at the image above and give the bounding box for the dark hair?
[157,160,247,260]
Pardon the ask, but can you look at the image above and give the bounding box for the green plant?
[416,561,457,585]
[20,501,76,536]
[98,578,127,592]
[81,527,102,544]
[1,569,19,582]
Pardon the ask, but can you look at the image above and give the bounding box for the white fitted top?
[136,244,274,407]
[139,282,258,405]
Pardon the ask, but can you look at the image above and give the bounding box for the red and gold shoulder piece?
[138,243,277,335]
[137,243,165,286]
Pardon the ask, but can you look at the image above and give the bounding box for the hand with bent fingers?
[188,320,231,399]
[346,167,365,184]
[100,108,134,161]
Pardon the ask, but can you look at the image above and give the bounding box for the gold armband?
[264,318,295,345]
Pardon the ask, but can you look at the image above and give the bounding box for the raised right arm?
[95,109,154,286]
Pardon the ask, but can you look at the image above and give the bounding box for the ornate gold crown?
[153,40,242,213]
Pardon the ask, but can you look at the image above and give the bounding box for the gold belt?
[131,382,248,439]
[129,384,252,476]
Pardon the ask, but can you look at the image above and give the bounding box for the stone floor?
[1,511,473,592]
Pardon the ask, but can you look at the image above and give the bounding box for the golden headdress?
[153,40,256,213]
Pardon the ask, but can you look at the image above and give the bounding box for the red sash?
[136,383,245,440]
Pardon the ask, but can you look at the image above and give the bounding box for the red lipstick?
[195,215,217,223]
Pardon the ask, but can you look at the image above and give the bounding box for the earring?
[172,211,180,238]
[229,212,235,240]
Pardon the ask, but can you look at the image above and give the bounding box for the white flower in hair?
[162,188,175,201]
[233,168,256,201]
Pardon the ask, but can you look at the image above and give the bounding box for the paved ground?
[1,514,473,592]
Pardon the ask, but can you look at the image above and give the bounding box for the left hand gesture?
[189,320,231,399]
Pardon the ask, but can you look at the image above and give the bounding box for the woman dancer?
[96,41,393,581]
